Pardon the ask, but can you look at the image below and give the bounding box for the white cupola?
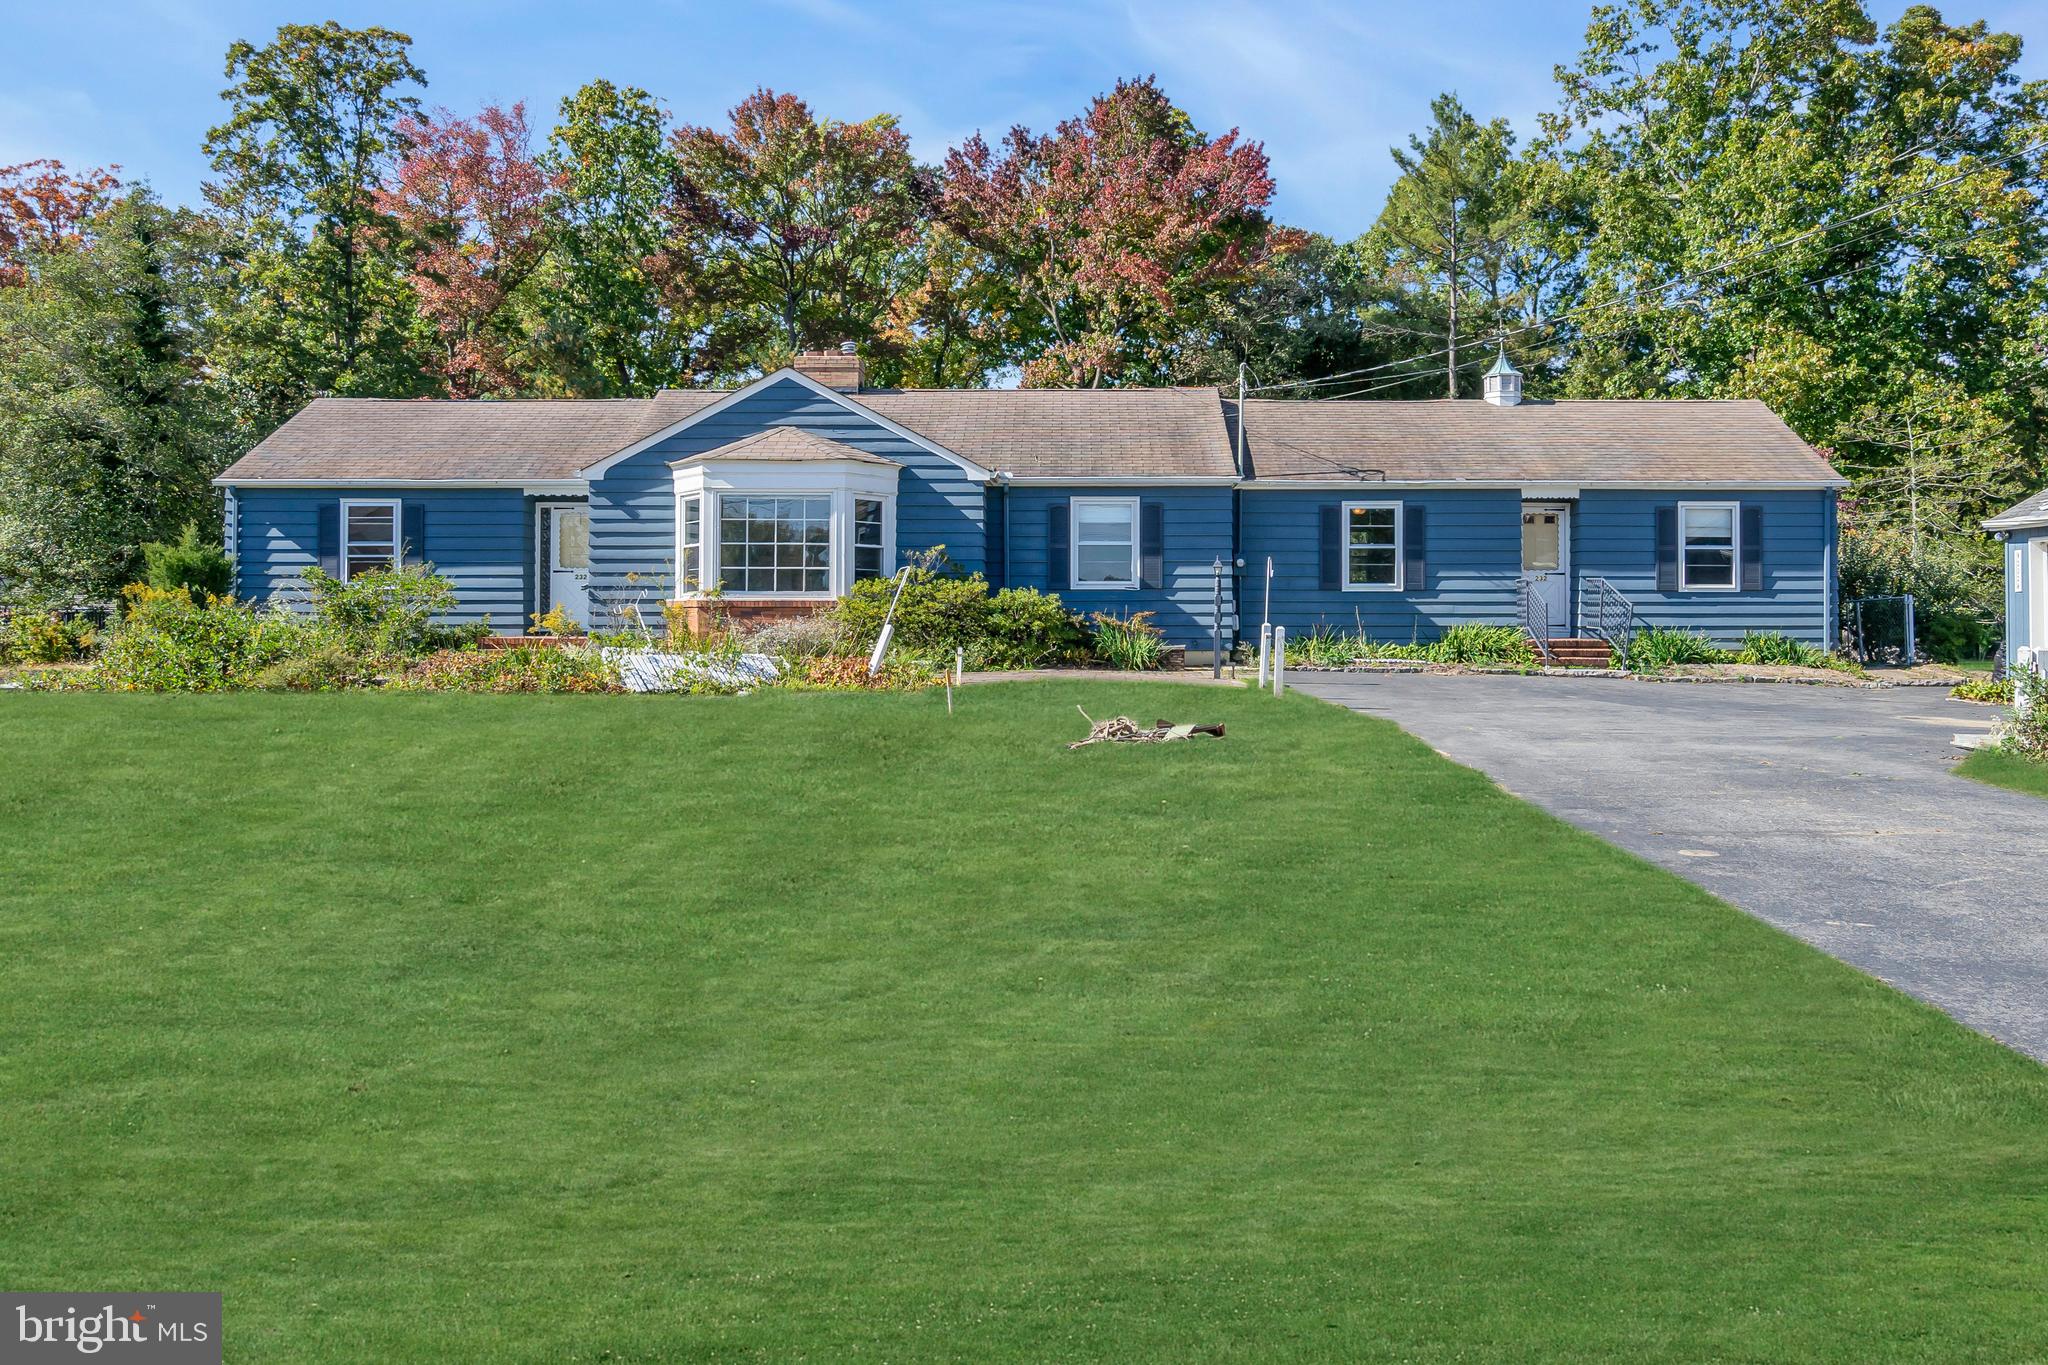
[1482,349,1523,406]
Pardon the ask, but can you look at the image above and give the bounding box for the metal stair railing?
[1576,576,1636,657]
[1517,578,1555,663]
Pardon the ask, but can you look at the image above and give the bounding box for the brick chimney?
[791,341,863,391]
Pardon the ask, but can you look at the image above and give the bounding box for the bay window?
[671,461,896,599]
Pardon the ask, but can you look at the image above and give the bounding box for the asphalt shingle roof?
[669,427,901,468]
[1239,398,1842,485]
[215,382,1841,488]
[1986,488,2048,529]
[857,387,1237,478]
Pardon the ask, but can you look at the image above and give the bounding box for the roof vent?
[792,345,863,391]
[1483,349,1522,407]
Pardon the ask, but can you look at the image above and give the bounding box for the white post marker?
[955,647,965,684]
[1272,626,1286,697]
[2019,646,2037,717]
[867,565,914,676]
[1258,622,1271,687]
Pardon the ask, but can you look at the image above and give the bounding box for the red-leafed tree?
[940,77,1297,387]
[0,160,122,286]
[649,88,926,381]
[379,103,554,395]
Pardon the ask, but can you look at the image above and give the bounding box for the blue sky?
[4,1,2042,238]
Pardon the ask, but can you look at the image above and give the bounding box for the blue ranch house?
[216,348,1845,656]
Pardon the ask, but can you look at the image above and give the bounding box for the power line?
[1246,134,2048,396]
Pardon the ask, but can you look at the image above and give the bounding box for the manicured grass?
[3,685,2045,1362]
[1957,745,2048,798]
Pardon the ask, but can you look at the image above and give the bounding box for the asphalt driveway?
[1293,671,2048,1061]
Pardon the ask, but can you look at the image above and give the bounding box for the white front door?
[1520,502,1571,637]
[548,505,591,626]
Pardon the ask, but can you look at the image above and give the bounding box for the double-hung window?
[718,495,832,594]
[1343,501,1402,590]
[1678,502,1739,590]
[341,499,401,581]
[853,498,886,581]
[679,496,703,591]
[1071,497,1138,589]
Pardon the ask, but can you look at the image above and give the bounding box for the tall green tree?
[1361,94,1547,398]
[0,192,237,602]
[535,80,685,396]
[202,21,434,419]
[651,88,927,381]
[1543,0,2048,524]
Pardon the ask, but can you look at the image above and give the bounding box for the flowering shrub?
[95,589,309,691]
[1,611,98,664]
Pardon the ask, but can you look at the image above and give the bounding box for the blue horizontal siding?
[1240,487,1836,647]
[589,379,987,625]
[1003,486,1236,648]
[2006,526,2042,655]
[232,488,533,631]
[1576,489,1832,647]
[1241,489,1521,642]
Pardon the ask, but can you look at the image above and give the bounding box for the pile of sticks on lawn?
[1069,707,1226,749]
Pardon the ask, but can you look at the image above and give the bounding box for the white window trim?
[1677,500,1741,593]
[338,497,402,583]
[1341,500,1404,593]
[1069,496,1140,591]
[671,460,898,600]
[678,493,706,595]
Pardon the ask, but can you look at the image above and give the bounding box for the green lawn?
[1957,745,2048,798]
[3,685,2045,1362]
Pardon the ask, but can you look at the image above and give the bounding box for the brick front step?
[1534,637,1615,667]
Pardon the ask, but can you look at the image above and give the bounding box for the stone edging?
[1289,661,1963,690]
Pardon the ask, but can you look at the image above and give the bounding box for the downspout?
[996,471,1013,589]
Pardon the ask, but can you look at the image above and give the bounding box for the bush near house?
[1283,622,1535,669]
[140,522,235,599]
[1084,611,1166,671]
[831,569,1095,669]
[0,610,98,664]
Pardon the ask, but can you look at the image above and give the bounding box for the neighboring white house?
[1986,489,2048,672]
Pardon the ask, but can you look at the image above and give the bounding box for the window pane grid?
[853,498,884,580]
[344,503,398,580]
[1345,504,1398,587]
[680,497,702,587]
[718,495,831,594]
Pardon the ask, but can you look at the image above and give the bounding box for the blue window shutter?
[316,502,340,576]
[1048,499,1070,591]
[1655,506,1678,592]
[1741,505,1763,591]
[402,503,427,567]
[1319,505,1341,590]
[1140,500,1164,589]
[1403,503,1426,591]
